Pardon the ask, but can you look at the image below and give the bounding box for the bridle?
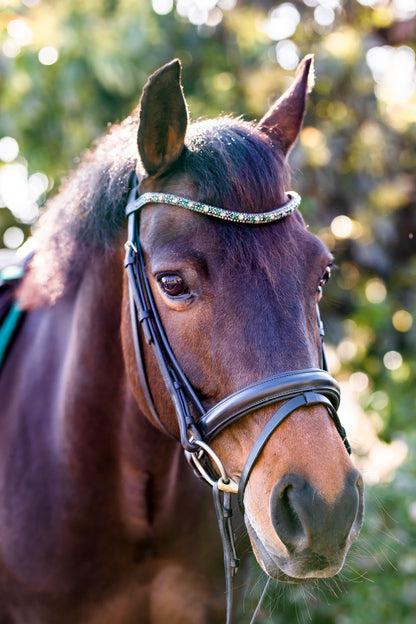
[124,174,351,623]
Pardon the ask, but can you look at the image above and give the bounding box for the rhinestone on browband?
[128,191,301,224]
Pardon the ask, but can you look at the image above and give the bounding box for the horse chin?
[245,515,345,583]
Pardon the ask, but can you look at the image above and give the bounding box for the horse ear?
[258,55,314,156]
[137,59,188,176]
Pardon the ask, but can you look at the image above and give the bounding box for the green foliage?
[1,1,415,621]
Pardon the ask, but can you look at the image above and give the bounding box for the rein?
[124,175,351,623]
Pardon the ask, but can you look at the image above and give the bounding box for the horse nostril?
[348,468,365,536]
[356,471,364,495]
[270,474,309,552]
[270,471,363,555]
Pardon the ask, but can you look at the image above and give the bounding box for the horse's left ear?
[137,59,188,177]
[258,55,314,156]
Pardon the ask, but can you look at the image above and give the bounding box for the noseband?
[124,175,350,623]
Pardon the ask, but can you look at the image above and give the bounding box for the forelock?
[182,117,289,214]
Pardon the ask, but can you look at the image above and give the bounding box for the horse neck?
[55,245,189,533]
[118,387,187,537]
[49,246,128,488]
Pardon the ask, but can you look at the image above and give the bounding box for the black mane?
[34,111,140,251]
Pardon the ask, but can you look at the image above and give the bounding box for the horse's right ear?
[137,59,188,177]
[258,55,314,156]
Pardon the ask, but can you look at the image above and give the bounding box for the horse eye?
[318,265,332,301]
[158,274,189,298]
[320,265,332,287]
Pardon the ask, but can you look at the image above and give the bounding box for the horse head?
[122,57,364,584]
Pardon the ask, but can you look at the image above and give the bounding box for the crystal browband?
[127,191,301,224]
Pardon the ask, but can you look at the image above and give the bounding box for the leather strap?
[237,391,339,512]
[212,483,239,624]
[199,368,340,442]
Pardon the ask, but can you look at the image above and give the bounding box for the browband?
[126,190,301,224]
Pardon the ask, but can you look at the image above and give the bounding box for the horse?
[0,56,364,623]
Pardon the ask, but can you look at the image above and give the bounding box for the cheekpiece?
[128,191,301,224]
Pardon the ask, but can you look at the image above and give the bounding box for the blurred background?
[0,0,415,621]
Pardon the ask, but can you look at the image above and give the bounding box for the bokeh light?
[2,38,21,58]
[213,72,235,91]
[365,278,387,304]
[392,310,413,332]
[337,338,358,362]
[370,390,389,411]
[394,0,416,19]
[383,350,403,370]
[261,3,300,41]
[275,40,300,70]
[366,44,416,128]
[0,137,19,162]
[330,215,353,239]
[152,0,174,15]
[7,18,33,46]
[300,127,330,166]
[367,45,415,103]
[3,226,25,249]
[0,164,49,224]
[155,0,237,26]
[314,5,335,27]
[349,371,370,393]
[38,46,59,66]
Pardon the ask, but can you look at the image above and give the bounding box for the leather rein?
[124,175,351,623]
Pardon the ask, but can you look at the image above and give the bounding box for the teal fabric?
[0,301,23,370]
[0,264,25,370]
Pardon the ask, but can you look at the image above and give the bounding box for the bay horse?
[0,56,363,623]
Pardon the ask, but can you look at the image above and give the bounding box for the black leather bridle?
[124,175,351,623]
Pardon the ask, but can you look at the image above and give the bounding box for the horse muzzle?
[195,367,363,580]
[244,467,364,581]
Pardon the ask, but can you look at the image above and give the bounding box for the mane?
[22,111,140,305]
[22,113,302,306]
